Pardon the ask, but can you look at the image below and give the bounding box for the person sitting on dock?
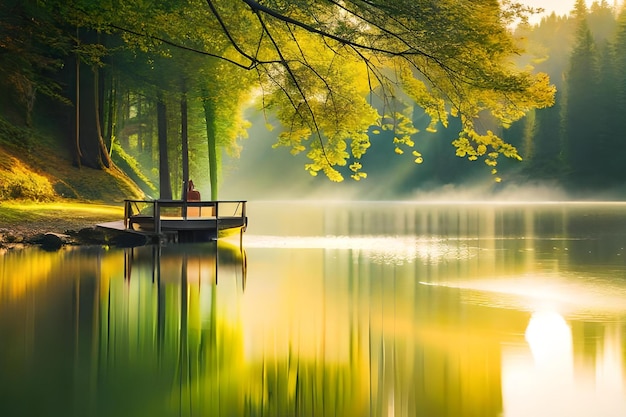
[187,180,201,201]
[186,180,201,216]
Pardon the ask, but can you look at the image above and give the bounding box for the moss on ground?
[0,114,145,245]
[0,114,144,203]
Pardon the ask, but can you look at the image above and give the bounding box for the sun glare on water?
[241,234,474,265]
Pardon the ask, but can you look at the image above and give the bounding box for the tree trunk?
[119,90,130,149]
[74,29,112,169]
[202,98,219,200]
[77,63,105,168]
[181,93,189,200]
[157,91,172,199]
[93,66,113,168]
[74,51,82,168]
[136,94,142,152]
[105,74,116,156]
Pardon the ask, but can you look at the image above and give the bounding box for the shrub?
[0,158,56,201]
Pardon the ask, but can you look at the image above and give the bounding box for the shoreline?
[0,223,111,251]
[0,201,124,250]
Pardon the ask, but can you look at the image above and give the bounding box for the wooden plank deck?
[97,199,247,244]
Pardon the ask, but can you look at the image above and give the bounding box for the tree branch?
[240,0,436,59]
[251,8,332,167]
[204,0,261,67]
[107,23,258,70]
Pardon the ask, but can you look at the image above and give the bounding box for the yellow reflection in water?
[4,199,626,417]
[0,247,123,301]
[241,234,473,265]
[241,251,344,362]
[237,242,509,417]
[0,249,56,300]
[525,311,572,366]
[503,311,626,417]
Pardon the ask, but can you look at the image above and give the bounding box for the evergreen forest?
[364,0,626,198]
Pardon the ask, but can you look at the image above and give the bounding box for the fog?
[218,145,568,204]
[216,111,624,203]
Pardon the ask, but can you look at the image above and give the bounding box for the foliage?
[53,0,555,184]
[0,158,56,201]
[0,118,55,201]
[197,0,556,181]
[12,0,626,197]
[0,117,32,148]
[111,142,158,197]
[507,0,626,189]
[66,0,256,198]
[0,0,70,125]
[261,29,379,181]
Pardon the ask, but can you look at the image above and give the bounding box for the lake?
[1,201,626,417]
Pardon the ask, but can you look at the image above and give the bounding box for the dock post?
[123,200,130,229]
[154,201,161,235]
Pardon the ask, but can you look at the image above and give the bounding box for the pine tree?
[563,1,601,185]
[613,8,626,181]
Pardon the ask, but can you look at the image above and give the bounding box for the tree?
[595,40,621,182]
[74,29,117,169]
[4,0,556,195]
[199,0,555,182]
[587,0,617,43]
[523,92,565,180]
[562,1,601,184]
[614,7,626,180]
[156,90,173,199]
[199,61,252,200]
[0,0,69,126]
[90,0,555,183]
[98,0,253,199]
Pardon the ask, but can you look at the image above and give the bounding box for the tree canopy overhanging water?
[2,1,626,201]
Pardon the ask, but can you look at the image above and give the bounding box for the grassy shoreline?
[0,201,124,246]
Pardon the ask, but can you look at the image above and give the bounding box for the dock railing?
[124,199,247,233]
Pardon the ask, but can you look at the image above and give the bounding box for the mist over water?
[220,130,573,203]
[218,111,613,202]
[218,110,449,201]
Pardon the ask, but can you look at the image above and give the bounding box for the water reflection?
[0,242,247,417]
[1,202,626,416]
[243,234,475,265]
[502,311,626,417]
[525,310,573,365]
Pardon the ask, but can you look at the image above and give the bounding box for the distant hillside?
[0,116,143,202]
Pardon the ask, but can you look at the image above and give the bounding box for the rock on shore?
[0,226,111,250]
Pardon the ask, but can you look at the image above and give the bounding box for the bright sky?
[519,0,602,22]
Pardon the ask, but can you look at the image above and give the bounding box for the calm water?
[2,201,626,417]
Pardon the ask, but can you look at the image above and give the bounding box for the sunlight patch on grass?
[0,201,123,225]
[0,158,55,201]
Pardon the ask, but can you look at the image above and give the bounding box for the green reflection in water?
[1,203,626,417]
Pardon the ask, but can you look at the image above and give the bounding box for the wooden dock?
[98,199,247,244]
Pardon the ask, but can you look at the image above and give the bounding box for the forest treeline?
[384,0,626,195]
[0,0,254,200]
[0,0,620,200]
